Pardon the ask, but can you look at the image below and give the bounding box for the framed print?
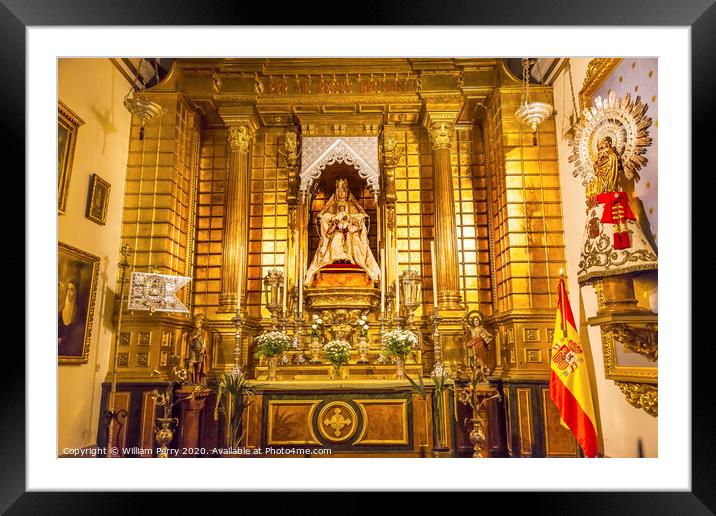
[12,1,710,513]
[85,173,110,225]
[57,100,84,214]
[57,242,99,364]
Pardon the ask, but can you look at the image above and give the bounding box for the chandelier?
[514,58,555,145]
[122,59,166,140]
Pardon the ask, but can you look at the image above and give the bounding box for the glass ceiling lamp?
[123,59,166,140]
[514,58,555,145]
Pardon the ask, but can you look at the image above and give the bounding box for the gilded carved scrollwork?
[427,122,455,150]
[605,323,658,361]
[382,134,403,231]
[226,124,254,153]
[615,381,658,417]
[281,130,301,240]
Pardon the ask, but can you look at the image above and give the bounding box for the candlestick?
[430,240,438,311]
[237,244,244,313]
[380,248,386,315]
[283,247,288,315]
[298,246,303,315]
[394,248,400,319]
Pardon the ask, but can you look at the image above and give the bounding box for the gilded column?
[219,121,256,313]
[427,120,463,311]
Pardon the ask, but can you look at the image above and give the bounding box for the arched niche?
[299,136,380,199]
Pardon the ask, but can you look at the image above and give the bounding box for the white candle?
[380,248,386,315]
[394,248,400,318]
[298,246,303,315]
[430,240,438,311]
[237,244,244,314]
[283,247,288,314]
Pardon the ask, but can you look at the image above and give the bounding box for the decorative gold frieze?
[615,381,657,417]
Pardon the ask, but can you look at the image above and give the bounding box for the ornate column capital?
[226,123,255,153]
[218,106,259,153]
[427,121,455,150]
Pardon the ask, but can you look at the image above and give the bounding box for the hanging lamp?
[123,59,166,140]
[514,58,555,145]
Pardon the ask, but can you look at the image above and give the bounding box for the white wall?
[57,58,132,453]
[551,58,658,458]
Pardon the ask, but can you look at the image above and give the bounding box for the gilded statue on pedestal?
[304,178,380,285]
[186,314,208,384]
[569,91,658,285]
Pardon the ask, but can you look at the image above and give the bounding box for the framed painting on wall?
[57,100,84,214]
[85,173,111,225]
[58,242,99,364]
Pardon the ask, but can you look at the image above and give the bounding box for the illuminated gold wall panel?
[121,94,200,309]
[485,88,565,314]
[193,127,290,320]
[392,125,492,319]
[393,126,432,318]
[192,129,227,317]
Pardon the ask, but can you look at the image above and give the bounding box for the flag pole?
[106,244,132,458]
[559,267,567,338]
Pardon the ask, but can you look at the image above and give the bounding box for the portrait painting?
[58,242,99,364]
[85,173,111,225]
[57,100,84,214]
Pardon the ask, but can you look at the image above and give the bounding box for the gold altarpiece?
[101,58,578,457]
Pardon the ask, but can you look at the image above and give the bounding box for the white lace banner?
[127,272,191,313]
[300,137,379,195]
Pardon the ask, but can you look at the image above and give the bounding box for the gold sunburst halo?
[569,91,652,186]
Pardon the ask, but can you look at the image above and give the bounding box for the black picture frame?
[13,0,709,513]
[85,172,111,225]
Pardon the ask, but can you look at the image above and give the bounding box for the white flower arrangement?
[381,329,418,358]
[310,314,324,337]
[253,330,292,358]
[356,315,369,338]
[323,339,351,367]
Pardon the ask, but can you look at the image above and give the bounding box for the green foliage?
[207,371,261,449]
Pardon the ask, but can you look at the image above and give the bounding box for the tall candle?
[282,246,288,314]
[298,246,303,315]
[237,244,244,314]
[380,248,386,315]
[430,240,438,311]
[394,248,400,318]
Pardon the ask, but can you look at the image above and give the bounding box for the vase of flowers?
[323,339,351,379]
[356,315,370,364]
[253,330,292,381]
[381,329,418,379]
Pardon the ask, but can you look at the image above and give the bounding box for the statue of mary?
[304,178,381,285]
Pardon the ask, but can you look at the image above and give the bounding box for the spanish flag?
[549,279,599,458]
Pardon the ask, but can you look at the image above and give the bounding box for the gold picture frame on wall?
[86,173,111,225]
[601,329,657,384]
[58,100,85,214]
[58,242,99,364]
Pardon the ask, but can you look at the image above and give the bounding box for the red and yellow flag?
[549,279,599,458]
